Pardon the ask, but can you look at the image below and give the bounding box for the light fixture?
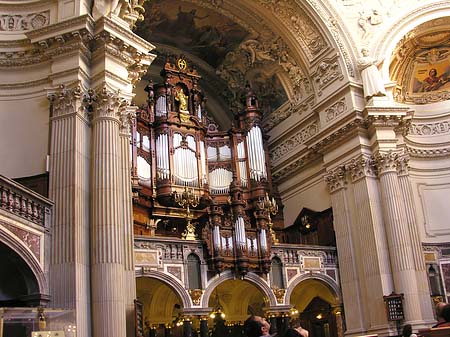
[290,307,299,316]
[210,288,226,319]
[316,313,323,320]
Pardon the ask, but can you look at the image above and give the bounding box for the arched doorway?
[208,279,269,337]
[0,241,40,307]
[136,277,185,337]
[290,278,342,337]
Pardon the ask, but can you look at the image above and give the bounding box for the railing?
[0,175,52,228]
[134,236,338,269]
[274,243,338,266]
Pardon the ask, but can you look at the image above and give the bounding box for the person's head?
[361,48,369,57]
[402,324,412,337]
[442,303,450,322]
[429,68,437,77]
[290,320,309,337]
[435,302,447,322]
[244,315,270,337]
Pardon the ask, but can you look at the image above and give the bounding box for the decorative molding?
[396,154,410,177]
[270,121,319,163]
[307,0,355,77]
[324,97,347,122]
[0,10,49,31]
[407,146,450,158]
[257,0,326,60]
[264,95,314,131]
[409,120,450,136]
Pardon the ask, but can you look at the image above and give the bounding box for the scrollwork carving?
[324,166,347,193]
[325,98,347,122]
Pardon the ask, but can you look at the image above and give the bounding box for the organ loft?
[131,56,283,276]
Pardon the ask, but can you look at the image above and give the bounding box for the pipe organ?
[132,56,282,275]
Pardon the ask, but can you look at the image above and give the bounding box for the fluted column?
[120,106,138,337]
[91,88,127,337]
[325,167,365,335]
[375,151,423,324]
[47,85,91,337]
[347,155,393,332]
[397,156,434,323]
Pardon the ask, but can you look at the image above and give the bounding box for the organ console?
[132,56,282,275]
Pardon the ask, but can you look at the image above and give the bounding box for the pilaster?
[120,105,138,337]
[47,84,92,337]
[324,167,365,335]
[346,155,393,332]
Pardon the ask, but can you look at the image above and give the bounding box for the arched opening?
[0,241,40,307]
[208,279,269,337]
[136,277,185,337]
[290,278,342,337]
[187,253,202,290]
[270,256,284,289]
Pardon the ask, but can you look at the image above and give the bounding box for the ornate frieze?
[409,120,450,135]
[0,11,49,31]
[407,146,450,158]
[346,155,377,182]
[270,121,319,163]
[324,97,347,122]
[258,0,326,59]
[264,95,314,131]
[325,166,347,193]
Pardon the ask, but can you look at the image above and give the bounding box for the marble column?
[48,85,91,337]
[90,88,127,337]
[397,156,434,323]
[375,151,423,324]
[347,155,393,332]
[325,167,366,335]
[183,319,193,337]
[120,106,138,336]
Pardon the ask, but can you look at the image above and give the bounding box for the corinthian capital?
[119,105,137,135]
[47,84,86,119]
[324,166,347,193]
[89,87,128,121]
[396,154,410,176]
[374,151,399,174]
[346,155,377,182]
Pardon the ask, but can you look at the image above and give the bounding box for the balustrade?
[0,175,52,227]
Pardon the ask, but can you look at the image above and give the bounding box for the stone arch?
[201,270,277,308]
[374,2,450,80]
[0,225,48,296]
[135,269,192,308]
[285,272,341,306]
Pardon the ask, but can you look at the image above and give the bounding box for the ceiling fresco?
[134,0,289,127]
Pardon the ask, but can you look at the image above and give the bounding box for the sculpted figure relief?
[357,48,386,100]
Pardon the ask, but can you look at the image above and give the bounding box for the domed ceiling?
[134,0,290,129]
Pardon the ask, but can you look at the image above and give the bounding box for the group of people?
[244,302,450,337]
[402,302,450,337]
[243,316,308,337]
